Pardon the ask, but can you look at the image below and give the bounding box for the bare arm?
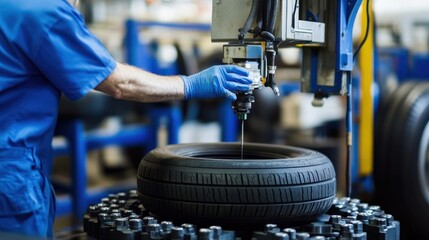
[95,62,185,102]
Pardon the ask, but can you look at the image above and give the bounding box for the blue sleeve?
[25,2,116,100]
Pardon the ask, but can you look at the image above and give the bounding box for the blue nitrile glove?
[181,65,253,101]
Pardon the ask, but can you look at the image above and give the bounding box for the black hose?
[239,0,260,41]
[253,2,264,36]
[267,0,279,34]
[264,0,271,32]
[260,31,275,42]
[258,0,278,42]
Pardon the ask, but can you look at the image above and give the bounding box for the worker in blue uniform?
[0,0,252,238]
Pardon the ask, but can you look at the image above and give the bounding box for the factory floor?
[52,147,138,234]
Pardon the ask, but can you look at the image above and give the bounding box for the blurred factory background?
[50,0,429,239]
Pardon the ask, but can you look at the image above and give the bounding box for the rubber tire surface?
[374,81,429,238]
[374,81,418,206]
[137,143,336,227]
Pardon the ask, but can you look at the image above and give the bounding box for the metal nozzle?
[232,92,255,120]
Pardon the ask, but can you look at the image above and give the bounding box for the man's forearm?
[95,62,185,102]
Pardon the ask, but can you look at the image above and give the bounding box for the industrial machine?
[212,0,361,120]
[212,0,363,197]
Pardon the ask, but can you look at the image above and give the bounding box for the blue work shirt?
[0,0,116,237]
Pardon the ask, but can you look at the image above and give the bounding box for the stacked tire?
[374,81,429,239]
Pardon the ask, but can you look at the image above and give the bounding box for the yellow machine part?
[358,0,374,176]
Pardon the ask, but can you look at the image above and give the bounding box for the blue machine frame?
[306,0,363,196]
[53,106,182,221]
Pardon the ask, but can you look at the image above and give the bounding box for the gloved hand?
[181,65,253,101]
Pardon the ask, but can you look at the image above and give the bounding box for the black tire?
[374,81,418,206]
[374,81,429,238]
[137,143,336,227]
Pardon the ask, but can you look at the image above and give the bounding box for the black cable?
[353,0,371,60]
[346,145,352,197]
[346,72,353,198]
[291,0,299,28]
